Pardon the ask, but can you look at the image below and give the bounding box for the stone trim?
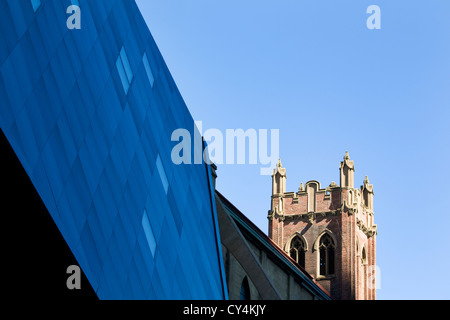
[272,183,341,199]
[284,232,309,253]
[269,208,342,224]
[291,210,341,223]
[316,275,336,281]
[356,218,377,238]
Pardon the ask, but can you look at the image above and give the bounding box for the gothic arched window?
[361,246,367,265]
[319,233,336,276]
[290,236,306,268]
[240,277,251,300]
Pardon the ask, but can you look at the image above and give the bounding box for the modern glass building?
[1,0,227,299]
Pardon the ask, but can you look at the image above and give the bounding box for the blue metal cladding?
[0,0,227,300]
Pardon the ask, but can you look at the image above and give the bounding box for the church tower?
[268,153,377,300]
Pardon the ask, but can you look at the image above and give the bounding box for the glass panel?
[143,53,154,87]
[31,0,41,12]
[120,47,133,84]
[299,250,305,269]
[156,154,169,194]
[320,247,326,276]
[142,209,156,257]
[328,248,335,275]
[116,57,129,93]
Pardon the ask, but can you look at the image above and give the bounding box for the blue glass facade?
[1,0,227,299]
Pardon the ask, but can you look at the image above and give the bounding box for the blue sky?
[136,0,450,300]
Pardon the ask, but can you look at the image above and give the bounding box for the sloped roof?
[216,190,332,300]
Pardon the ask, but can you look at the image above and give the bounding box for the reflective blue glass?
[120,47,133,84]
[143,52,155,87]
[1,0,226,300]
[31,0,41,12]
[142,209,156,257]
[116,56,129,94]
[156,154,169,195]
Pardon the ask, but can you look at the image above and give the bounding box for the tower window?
[361,246,367,265]
[319,233,335,277]
[289,236,306,268]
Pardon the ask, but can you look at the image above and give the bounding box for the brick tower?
[268,153,377,300]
